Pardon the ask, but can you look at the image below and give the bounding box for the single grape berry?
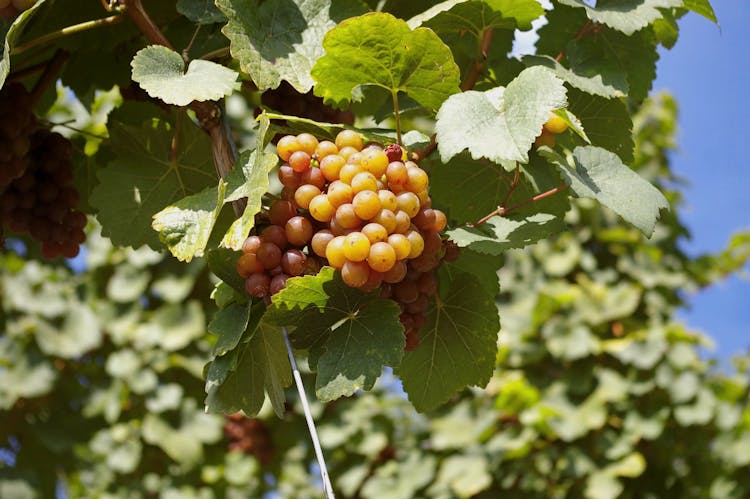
[245,273,271,297]
[543,114,568,134]
[384,143,403,163]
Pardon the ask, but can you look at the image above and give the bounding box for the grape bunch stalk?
[0,83,86,258]
[236,129,456,350]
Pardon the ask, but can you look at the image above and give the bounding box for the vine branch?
[30,50,68,107]
[471,183,569,227]
[461,28,493,91]
[11,15,123,56]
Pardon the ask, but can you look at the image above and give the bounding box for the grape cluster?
[224,413,274,465]
[237,130,456,349]
[0,83,36,190]
[1,125,86,258]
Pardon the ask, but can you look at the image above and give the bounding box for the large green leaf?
[217,0,367,93]
[152,181,226,262]
[131,45,239,106]
[557,0,681,35]
[266,267,404,401]
[222,114,278,250]
[447,212,566,255]
[311,12,461,110]
[208,302,252,357]
[568,89,634,164]
[407,0,544,32]
[206,247,245,293]
[90,117,216,249]
[177,0,227,24]
[0,0,48,89]
[398,271,499,412]
[542,146,668,237]
[522,54,628,99]
[435,66,567,165]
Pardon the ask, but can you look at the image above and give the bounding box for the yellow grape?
[360,148,389,177]
[335,203,361,229]
[351,172,378,193]
[309,194,335,222]
[543,114,569,134]
[368,242,396,273]
[405,230,425,258]
[320,154,346,182]
[433,209,447,232]
[338,146,359,160]
[339,163,363,184]
[335,129,363,150]
[327,180,354,207]
[315,140,338,159]
[396,192,421,218]
[276,135,300,162]
[373,209,397,234]
[406,166,429,193]
[378,190,398,211]
[343,232,371,262]
[294,184,321,210]
[296,133,319,155]
[394,210,412,234]
[325,236,347,268]
[362,223,388,243]
[353,190,381,220]
[387,233,411,260]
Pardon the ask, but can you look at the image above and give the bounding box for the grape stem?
[391,89,402,145]
[11,15,123,56]
[30,50,68,107]
[470,183,569,227]
[461,28,493,91]
[280,326,337,499]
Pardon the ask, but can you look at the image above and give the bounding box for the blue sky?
[654,1,750,359]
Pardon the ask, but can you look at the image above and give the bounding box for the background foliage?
[1,0,749,498]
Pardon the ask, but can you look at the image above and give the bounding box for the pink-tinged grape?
[433,209,447,232]
[384,144,403,163]
[394,280,419,304]
[334,203,361,229]
[301,167,325,189]
[534,130,555,148]
[373,209,397,234]
[413,208,437,231]
[245,273,270,297]
[237,253,263,278]
[257,242,282,269]
[311,230,334,257]
[296,133,319,155]
[405,230,425,258]
[350,172,378,193]
[394,210,412,234]
[325,236,347,268]
[343,231,371,262]
[320,154,346,182]
[382,260,407,283]
[362,223,388,243]
[285,216,313,246]
[268,200,297,226]
[315,140,338,159]
[387,234,411,260]
[278,165,302,188]
[417,272,437,295]
[396,192,420,218]
[368,242,396,273]
[260,225,288,249]
[360,269,384,292]
[416,190,430,206]
[360,148,389,177]
[281,249,306,276]
[309,194,335,222]
[270,274,289,295]
[289,150,311,173]
[423,230,442,255]
[406,166,429,193]
[294,184,321,210]
[352,190,381,220]
[242,235,262,254]
[276,135,299,162]
[341,260,370,288]
[335,129,363,150]
[386,161,408,189]
[327,180,354,207]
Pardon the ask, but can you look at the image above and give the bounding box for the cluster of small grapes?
[223,413,274,466]
[236,129,454,349]
[0,83,36,190]
[259,81,354,126]
[1,124,86,258]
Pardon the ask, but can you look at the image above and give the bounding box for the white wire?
[280,327,336,499]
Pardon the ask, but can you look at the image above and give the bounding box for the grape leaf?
[216,0,367,93]
[557,0,681,35]
[443,249,501,297]
[684,0,717,22]
[131,45,239,106]
[208,302,252,357]
[407,0,544,32]
[568,28,658,102]
[568,89,634,164]
[266,267,404,401]
[522,54,628,99]
[152,181,226,262]
[0,0,47,89]
[448,212,566,255]
[542,146,669,237]
[206,248,245,294]
[222,114,278,250]
[653,10,680,49]
[90,117,216,249]
[534,3,588,58]
[205,319,291,417]
[398,270,499,412]
[177,0,227,24]
[435,66,567,165]
[311,12,461,110]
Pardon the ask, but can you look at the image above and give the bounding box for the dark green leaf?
[209,302,252,357]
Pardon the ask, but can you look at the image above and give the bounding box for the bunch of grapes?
[237,129,456,349]
[1,128,86,259]
[0,83,36,190]
[223,413,274,465]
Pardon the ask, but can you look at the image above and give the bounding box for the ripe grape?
[296,133,319,155]
[343,231,370,262]
[373,209,397,234]
[335,129,363,150]
[294,184,321,209]
[334,203,361,229]
[320,154,345,181]
[406,166,429,193]
[350,172,378,193]
[382,260,407,283]
[386,161,408,189]
[315,140,338,159]
[325,235,347,268]
[396,192,420,218]
[543,114,568,134]
[341,260,370,288]
[268,200,297,226]
[309,194,335,222]
[278,165,302,188]
[257,242,282,269]
[361,223,388,243]
[237,253,264,277]
[338,163,362,184]
[405,230,425,259]
[327,180,353,207]
[368,242,396,273]
[387,233,411,260]
[281,249,306,276]
[270,274,289,295]
[311,229,334,257]
[245,273,271,297]
[377,190,398,212]
[360,148,388,177]
[289,150,311,173]
[276,135,299,162]
[301,167,326,189]
[352,190,381,220]
[285,216,313,246]
[260,225,287,249]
